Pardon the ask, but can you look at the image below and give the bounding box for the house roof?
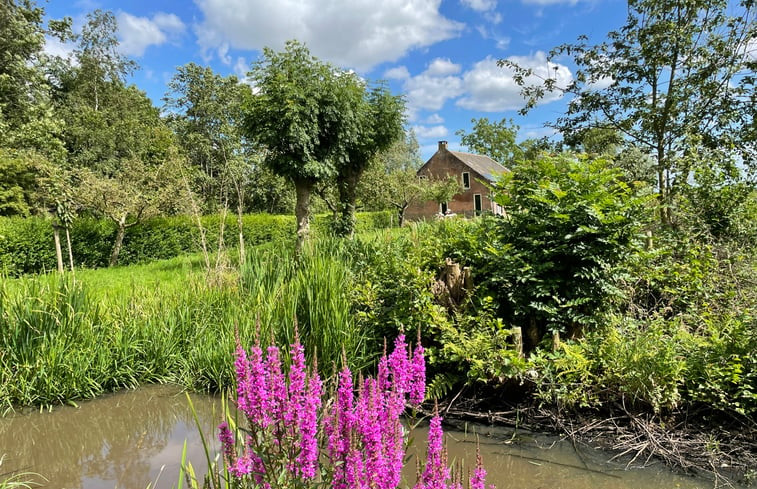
[448,150,508,181]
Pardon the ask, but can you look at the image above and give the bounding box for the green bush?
[476,153,653,349]
[0,211,395,276]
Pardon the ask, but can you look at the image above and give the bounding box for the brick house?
[406,141,508,220]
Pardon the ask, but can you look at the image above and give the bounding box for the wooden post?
[552,330,561,351]
[513,326,523,358]
[645,230,653,250]
[52,223,64,273]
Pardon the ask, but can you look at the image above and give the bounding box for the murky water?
[0,385,723,489]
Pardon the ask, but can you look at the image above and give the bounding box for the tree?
[455,117,523,165]
[501,0,756,224]
[51,9,185,265]
[78,155,188,266]
[332,82,405,237]
[164,63,255,262]
[424,176,462,213]
[244,41,345,251]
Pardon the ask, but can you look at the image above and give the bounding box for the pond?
[0,385,723,489]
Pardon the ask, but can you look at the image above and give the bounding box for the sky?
[42,0,630,161]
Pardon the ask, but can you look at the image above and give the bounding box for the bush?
[476,153,653,350]
[0,211,395,276]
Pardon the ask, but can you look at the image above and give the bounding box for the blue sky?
[42,0,628,160]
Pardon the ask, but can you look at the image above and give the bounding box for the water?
[0,385,721,489]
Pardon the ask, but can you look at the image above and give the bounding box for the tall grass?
[0,238,374,410]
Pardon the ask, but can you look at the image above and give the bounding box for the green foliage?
[455,117,522,165]
[502,0,756,223]
[0,150,36,217]
[482,154,653,343]
[0,211,394,275]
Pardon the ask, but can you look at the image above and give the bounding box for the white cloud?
[193,0,463,71]
[404,69,464,112]
[413,124,449,139]
[383,66,411,80]
[456,53,571,111]
[522,0,580,4]
[117,11,185,57]
[44,37,75,60]
[425,58,462,76]
[461,0,497,12]
[745,37,757,61]
[425,113,445,124]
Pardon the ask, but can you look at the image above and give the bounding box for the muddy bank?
[433,394,757,488]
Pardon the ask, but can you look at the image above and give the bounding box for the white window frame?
[462,171,470,190]
[474,193,482,216]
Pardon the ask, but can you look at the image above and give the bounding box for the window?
[474,194,482,216]
[441,202,448,214]
[462,172,470,190]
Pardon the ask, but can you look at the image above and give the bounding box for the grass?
[0,233,389,411]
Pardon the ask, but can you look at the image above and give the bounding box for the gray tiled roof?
[449,150,508,181]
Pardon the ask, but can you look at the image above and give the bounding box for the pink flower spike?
[470,446,487,489]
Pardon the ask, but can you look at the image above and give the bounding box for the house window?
[474,194,482,216]
[441,202,448,214]
[462,172,470,190]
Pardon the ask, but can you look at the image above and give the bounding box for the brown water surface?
[0,385,723,489]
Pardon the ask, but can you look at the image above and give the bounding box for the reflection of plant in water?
[0,386,219,489]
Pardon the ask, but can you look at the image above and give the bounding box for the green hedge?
[0,211,394,276]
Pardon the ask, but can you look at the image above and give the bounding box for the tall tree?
[455,117,523,165]
[244,41,343,251]
[501,0,756,224]
[164,63,254,262]
[332,81,405,237]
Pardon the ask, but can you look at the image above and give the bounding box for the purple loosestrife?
[327,365,356,489]
[218,421,235,466]
[415,413,449,489]
[470,447,487,489]
[409,342,426,407]
[297,363,322,479]
[245,342,271,426]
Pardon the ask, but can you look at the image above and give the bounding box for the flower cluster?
[219,331,491,489]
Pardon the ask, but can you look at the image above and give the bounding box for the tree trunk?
[398,204,408,227]
[294,180,313,254]
[336,169,361,237]
[110,218,126,267]
[53,223,64,273]
[237,201,245,266]
[65,226,74,272]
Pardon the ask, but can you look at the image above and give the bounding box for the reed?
[0,237,374,410]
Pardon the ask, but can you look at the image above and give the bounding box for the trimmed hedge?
[0,211,395,276]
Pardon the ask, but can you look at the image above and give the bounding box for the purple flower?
[409,342,426,406]
[297,368,323,479]
[470,447,487,489]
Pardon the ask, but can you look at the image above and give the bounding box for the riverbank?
[431,392,757,488]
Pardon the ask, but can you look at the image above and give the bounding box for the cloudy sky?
[44,0,627,160]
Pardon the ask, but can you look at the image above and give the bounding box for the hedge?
[0,211,395,276]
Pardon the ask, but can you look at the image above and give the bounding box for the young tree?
[501,0,756,224]
[164,63,254,262]
[455,117,523,165]
[243,41,342,251]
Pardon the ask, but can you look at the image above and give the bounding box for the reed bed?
[0,239,373,411]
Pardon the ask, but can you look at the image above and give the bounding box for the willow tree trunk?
[65,227,74,272]
[294,180,313,254]
[336,169,362,238]
[110,217,127,267]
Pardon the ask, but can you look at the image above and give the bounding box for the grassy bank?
[0,238,375,411]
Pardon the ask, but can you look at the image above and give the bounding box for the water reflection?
[0,386,725,489]
[0,385,221,489]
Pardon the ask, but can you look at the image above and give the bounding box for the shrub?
[479,153,653,350]
[0,211,394,276]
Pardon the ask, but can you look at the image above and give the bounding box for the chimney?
[438,140,448,151]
